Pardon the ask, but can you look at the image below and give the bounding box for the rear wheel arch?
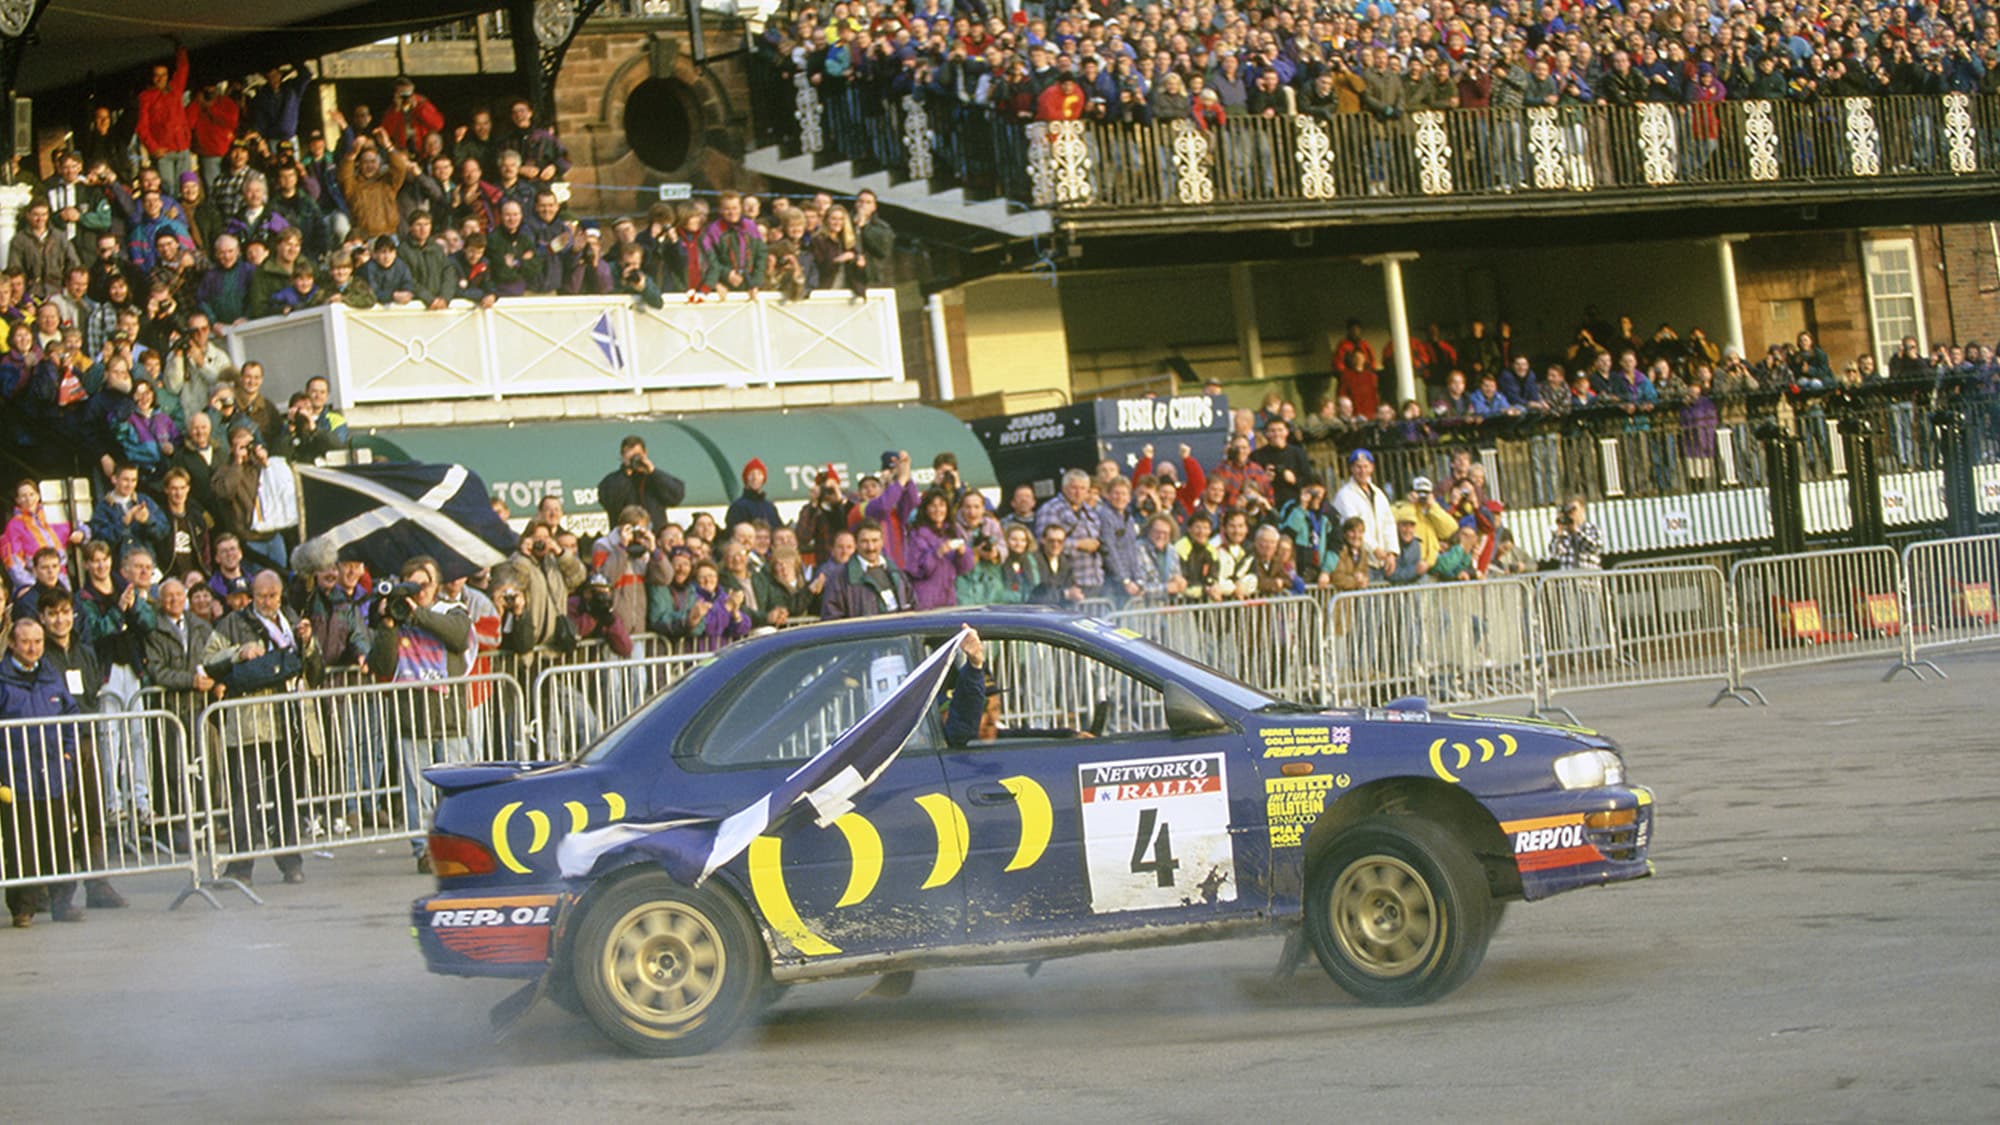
[552,864,776,983]
[1302,777,1521,903]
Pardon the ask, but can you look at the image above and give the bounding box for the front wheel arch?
[1302,776,1521,904]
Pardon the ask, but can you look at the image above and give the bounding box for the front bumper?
[1488,784,1655,900]
[412,888,569,979]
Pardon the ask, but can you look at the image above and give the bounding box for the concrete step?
[744,146,1052,239]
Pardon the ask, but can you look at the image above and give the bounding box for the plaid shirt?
[211,166,253,224]
[1546,521,1605,570]
[1034,498,1105,591]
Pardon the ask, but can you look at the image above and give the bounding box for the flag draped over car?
[298,462,517,582]
[558,626,971,886]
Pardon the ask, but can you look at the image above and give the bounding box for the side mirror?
[1163,681,1228,737]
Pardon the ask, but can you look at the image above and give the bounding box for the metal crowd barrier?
[1900,533,2000,668]
[1728,546,1911,680]
[1317,579,1536,710]
[532,651,714,761]
[195,673,527,892]
[0,710,203,908]
[1531,566,1756,716]
[1108,596,1329,705]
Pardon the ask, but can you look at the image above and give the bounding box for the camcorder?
[374,580,423,627]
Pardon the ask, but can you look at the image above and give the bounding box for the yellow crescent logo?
[998,776,1051,872]
[914,792,969,889]
[748,835,840,956]
[1429,737,1471,783]
[492,801,530,874]
[1500,734,1517,757]
[831,813,883,908]
[490,791,627,874]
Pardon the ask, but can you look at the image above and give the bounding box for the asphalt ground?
[4,650,1997,1123]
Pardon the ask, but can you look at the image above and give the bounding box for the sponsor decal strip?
[1516,844,1606,872]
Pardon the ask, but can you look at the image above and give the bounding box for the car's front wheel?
[1304,816,1494,1006]
[571,872,763,1056]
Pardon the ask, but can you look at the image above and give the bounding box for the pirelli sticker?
[1078,754,1236,914]
[1265,773,1348,848]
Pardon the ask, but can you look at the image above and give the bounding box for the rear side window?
[692,637,936,768]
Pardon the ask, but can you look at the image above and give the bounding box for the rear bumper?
[1490,784,1656,900]
[412,888,568,979]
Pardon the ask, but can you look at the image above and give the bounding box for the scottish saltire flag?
[559,626,972,885]
[298,462,517,582]
[591,312,625,368]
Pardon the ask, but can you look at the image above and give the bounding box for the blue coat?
[0,656,79,799]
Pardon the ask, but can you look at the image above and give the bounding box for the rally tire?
[571,872,763,1056]
[1304,816,1494,1006]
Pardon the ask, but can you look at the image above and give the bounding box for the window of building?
[1862,238,1927,365]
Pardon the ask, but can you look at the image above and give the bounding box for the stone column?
[1230,263,1265,384]
[1364,252,1420,407]
[0,182,33,270]
[1716,235,1747,360]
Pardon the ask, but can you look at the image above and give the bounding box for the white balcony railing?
[225,289,906,410]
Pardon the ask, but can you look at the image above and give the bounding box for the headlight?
[1553,748,1624,790]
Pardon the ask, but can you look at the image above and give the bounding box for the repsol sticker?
[1512,823,1587,854]
[431,904,553,928]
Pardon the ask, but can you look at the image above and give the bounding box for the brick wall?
[1939,222,2000,347]
[1732,231,1870,362]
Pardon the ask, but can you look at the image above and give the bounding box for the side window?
[695,638,935,768]
[979,635,1167,740]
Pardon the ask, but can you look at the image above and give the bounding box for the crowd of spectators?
[768,0,2000,134]
[1,38,904,477]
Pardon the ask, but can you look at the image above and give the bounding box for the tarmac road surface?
[5,651,1998,1123]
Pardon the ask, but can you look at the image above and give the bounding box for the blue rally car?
[413,607,1654,1055]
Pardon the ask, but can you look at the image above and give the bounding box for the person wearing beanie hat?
[1331,446,1397,574]
[724,457,783,539]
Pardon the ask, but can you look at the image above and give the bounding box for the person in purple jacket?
[905,490,974,610]
[864,449,920,569]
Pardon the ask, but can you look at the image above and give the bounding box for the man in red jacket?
[380,77,445,155]
[1035,70,1086,121]
[137,44,194,186]
[188,80,241,186]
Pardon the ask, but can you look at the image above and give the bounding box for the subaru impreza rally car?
[413,607,1653,1055]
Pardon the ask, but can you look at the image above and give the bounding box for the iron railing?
[758,79,2000,211]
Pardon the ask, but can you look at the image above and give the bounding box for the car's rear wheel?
[1305,816,1493,1006]
[571,872,762,1056]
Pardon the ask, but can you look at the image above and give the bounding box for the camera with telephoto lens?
[374,580,422,627]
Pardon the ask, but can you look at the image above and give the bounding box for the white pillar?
[926,291,954,401]
[1229,262,1265,384]
[0,183,32,270]
[1717,235,1747,360]
[1366,252,1419,407]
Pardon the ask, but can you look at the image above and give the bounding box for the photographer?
[1546,498,1605,570]
[596,435,686,532]
[795,468,854,565]
[494,523,585,649]
[567,573,634,657]
[589,506,655,638]
[280,392,333,463]
[615,244,663,309]
[364,557,470,870]
[211,570,321,885]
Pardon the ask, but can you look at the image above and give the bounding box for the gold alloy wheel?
[601,901,726,1029]
[1328,855,1440,978]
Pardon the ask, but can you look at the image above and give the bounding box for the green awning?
[353,405,991,525]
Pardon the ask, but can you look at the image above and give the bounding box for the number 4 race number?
[1078,754,1236,913]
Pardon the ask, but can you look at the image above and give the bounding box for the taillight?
[427,831,497,878]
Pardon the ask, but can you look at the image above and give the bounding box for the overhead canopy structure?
[354,404,993,525]
[15,1,499,98]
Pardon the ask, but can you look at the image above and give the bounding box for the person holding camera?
[364,557,469,869]
[597,434,686,532]
[212,569,321,885]
[590,506,656,638]
[1547,498,1605,570]
[494,523,586,649]
[795,469,855,567]
[381,77,445,154]
[615,243,664,310]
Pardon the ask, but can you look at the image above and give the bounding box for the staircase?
[743,143,1052,240]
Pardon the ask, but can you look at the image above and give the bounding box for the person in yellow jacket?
[1402,475,1461,572]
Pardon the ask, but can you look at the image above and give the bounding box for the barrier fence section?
[532,652,715,761]
[1106,596,1329,705]
[0,710,200,902]
[1315,579,1537,709]
[1900,533,2000,665]
[1728,546,1912,679]
[195,674,528,879]
[1531,566,1748,712]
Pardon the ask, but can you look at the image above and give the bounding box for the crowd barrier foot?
[170,874,263,911]
[1881,658,1946,683]
[1709,683,1769,708]
[1531,704,1583,726]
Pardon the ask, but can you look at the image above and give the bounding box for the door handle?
[967,784,1017,807]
